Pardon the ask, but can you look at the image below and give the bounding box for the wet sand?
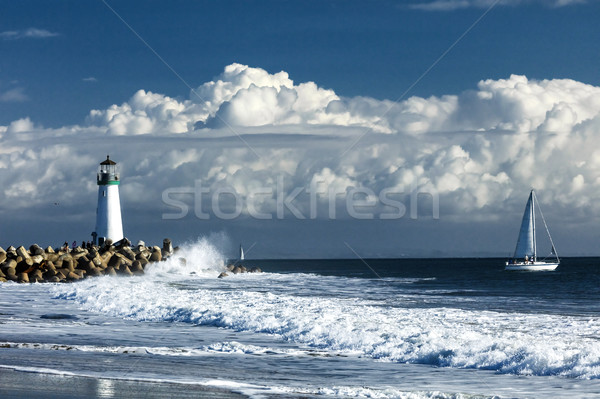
[0,368,247,399]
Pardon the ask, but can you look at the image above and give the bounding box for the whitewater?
[1,238,599,398]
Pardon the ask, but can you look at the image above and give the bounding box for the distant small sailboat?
[505,190,559,271]
[239,244,245,261]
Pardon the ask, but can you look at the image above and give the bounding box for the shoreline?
[0,366,248,399]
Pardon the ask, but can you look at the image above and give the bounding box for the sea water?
[1,238,599,398]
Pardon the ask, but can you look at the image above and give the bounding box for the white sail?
[506,190,559,271]
[513,191,535,260]
[239,245,244,261]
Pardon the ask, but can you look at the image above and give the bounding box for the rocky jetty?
[0,238,177,283]
[218,264,262,278]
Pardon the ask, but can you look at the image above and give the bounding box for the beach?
[0,367,245,399]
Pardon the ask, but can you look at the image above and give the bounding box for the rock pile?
[0,238,176,283]
[217,264,262,278]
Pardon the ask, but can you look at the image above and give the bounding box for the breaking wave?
[52,239,600,380]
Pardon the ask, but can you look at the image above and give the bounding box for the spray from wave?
[144,233,230,278]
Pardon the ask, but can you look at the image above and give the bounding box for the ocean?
[1,238,599,398]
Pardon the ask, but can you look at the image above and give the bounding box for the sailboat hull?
[505,261,559,271]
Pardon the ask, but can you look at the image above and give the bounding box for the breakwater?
[0,239,176,283]
[0,238,260,283]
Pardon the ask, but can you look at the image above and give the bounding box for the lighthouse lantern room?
[93,155,124,246]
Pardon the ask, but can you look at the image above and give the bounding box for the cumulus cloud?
[410,0,587,11]
[0,28,59,40]
[2,64,600,253]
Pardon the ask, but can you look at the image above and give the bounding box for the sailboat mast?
[532,190,536,261]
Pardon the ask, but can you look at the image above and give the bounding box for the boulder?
[67,271,81,281]
[29,269,43,281]
[130,261,144,275]
[108,254,123,268]
[0,251,6,264]
[114,237,131,250]
[31,255,44,265]
[105,266,117,276]
[78,260,96,272]
[48,276,62,283]
[6,246,17,259]
[1,259,17,271]
[73,269,86,278]
[43,269,58,279]
[17,272,29,283]
[56,269,70,279]
[120,247,136,261]
[91,255,104,268]
[46,253,60,263]
[3,266,16,279]
[16,260,33,273]
[71,250,88,260]
[249,267,262,273]
[62,258,75,271]
[232,266,242,274]
[45,246,55,254]
[138,257,149,268]
[29,244,45,256]
[76,256,90,268]
[118,265,133,276]
[149,250,162,263]
[100,251,114,264]
[114,252,133,266]
[16,246,31,261]
[218,272,228,278]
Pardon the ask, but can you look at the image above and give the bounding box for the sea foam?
[52,241,600,380]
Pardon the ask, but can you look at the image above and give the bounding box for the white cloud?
[87,89,195,135]
[0,28,59,40]
[82,77,97,83]
[0,87,27,102]
[2,64,600,250]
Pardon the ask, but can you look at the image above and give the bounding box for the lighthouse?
[93,155,124,246]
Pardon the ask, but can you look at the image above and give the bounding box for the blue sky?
[1,0,600,258]
[3,0,598,127]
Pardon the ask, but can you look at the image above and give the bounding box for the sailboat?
[239,244,245,261]
[505,190,559,271]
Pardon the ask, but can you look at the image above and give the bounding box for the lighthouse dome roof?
[100,155,117,166]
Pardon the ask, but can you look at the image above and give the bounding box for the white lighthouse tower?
[93,155,124,246]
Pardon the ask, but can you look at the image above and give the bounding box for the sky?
[1,0,600,258]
